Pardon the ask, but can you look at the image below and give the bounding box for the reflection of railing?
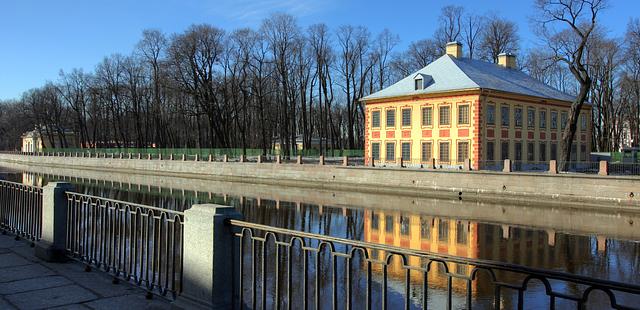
[229,219,640,309]
[65,192,184,297]
[0,180,43,240]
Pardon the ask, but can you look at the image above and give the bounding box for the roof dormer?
[413,73,432,90]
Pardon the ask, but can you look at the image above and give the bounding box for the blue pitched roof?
[362,55,575,102]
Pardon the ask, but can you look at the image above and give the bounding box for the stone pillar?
[463,159,472,171]
[137,153,141,160]
[548,160,558,174]
[598,161,609,176]
[257,155,263,163]
[223,155,228,163]
[502,159,512,173]
[128,153,132,159]
[35,182,74,262]
[119,153,123,159]
[343,156,349,166]
[194,154,199,162]
[182,154,186,161]
[239,155,246,163]
[177,204,242,310]
[147,154,152,160]
[276,155,281,164]
[319,156,325,165]
[297,155,303,164]
[208,154,213,162]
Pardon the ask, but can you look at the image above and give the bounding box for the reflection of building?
[362,209,594,297]
[364,210,479,293]
[21,128,78,152]
[361,42,592,168]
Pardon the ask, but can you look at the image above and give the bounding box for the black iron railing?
[65,192,184,298]
[229,219,640,310]
[0,180,43,240]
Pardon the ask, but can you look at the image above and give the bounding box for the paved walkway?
[0,234,174,309]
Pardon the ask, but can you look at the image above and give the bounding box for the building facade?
[361,42,591,169]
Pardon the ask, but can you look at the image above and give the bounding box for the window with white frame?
[439,106,450,126]
[386,109,395,127]
[422,107,432,126]
[401,142,411,160]
[371,142,380,160]
[421,142,432,162]
[402,108,411,127]
[458,104,469,125]
[386,142,395,161]
[439,141,450,162]
[372,111,380,128]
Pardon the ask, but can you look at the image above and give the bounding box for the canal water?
[1,166,639,309]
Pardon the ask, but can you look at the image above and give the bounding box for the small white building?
[21,128,78,152]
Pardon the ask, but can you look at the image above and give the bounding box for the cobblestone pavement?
[0,234,175,309]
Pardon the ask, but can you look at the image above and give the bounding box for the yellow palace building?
[360,42,591,170]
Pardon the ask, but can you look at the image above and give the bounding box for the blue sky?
[1,0,638,100]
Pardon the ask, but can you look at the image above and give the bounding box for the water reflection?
[2,169,640,308]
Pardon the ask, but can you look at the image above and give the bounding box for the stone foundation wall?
[0,153,637,208]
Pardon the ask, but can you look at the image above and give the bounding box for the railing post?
[343,156,349,166]
[503,159,512,173]
[548,160,558,174]
[276,155,281,164]
[182,154,186,161]
[399,157,404,168]
[239,155,246,163]
[223,155,229,163]
[432,158,437,169]
[194,154,199,162]
[208,154,213,162]
[176,204,241,309]
[257,155,263,163]
[319,155,325,165]
[35,182,73,262]
[599,160,609,176]
[147,154,152,160]
[297,155,303,164]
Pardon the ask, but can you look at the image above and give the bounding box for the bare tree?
[480,15,520,62]
[462,13,484,59]
[434,5,464,51]
[535,0,607,169]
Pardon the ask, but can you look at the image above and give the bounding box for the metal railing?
[565,161,600,174]
[229,219,640,310]
[511,161,551,172]
[0,180,43,240]
[609,163,640,176]
[65,192,184,297]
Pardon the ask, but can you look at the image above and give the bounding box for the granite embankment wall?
[0,153,638,209]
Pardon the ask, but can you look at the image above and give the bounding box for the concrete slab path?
[0,234,175,309]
